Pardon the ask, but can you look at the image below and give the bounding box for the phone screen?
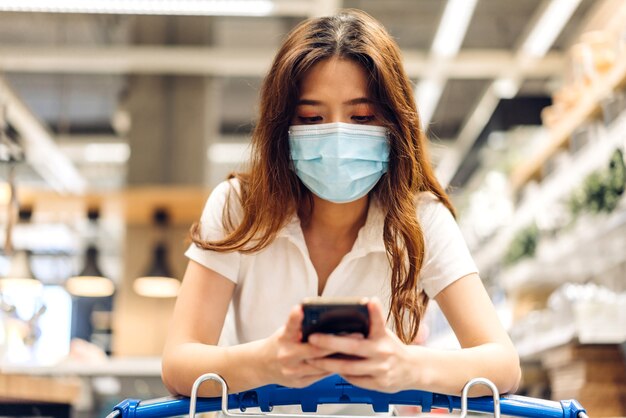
[301,297,370,343]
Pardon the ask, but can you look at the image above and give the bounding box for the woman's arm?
[422,273,521,395]
[162,260,332,397]
[162,259,256,396]
[306,273,520,396]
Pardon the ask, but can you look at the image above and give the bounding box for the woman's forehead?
[298,57,370,102]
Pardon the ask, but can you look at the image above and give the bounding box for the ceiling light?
[65,209,115,298]
[65,275,115,297]
[0,0,275,16]
[84,143,131,164]
[66,246,115,297]
[419,0,477,130]
[416,79,444,128]
[133,243,180,298]
[431,0,478,58]
[133,277,180,298]
[521,0,583,58]
[133,209,179,298]
[0,250,42,293]
[493,78,520,99]
[0,77,86,194]
[0,197,42,293]
[208,142,250,164]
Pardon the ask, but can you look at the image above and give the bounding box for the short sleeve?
[184,179,242,283]
[418,193,478,298]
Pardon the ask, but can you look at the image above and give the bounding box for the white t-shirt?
[185,179,478,346]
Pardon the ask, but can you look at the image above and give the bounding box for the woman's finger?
[285,362,333,377]
[297,343,336,360]
[282,305,304,342]
[307,357,381,377]
[367,297,388,339]
[308,333,374,358]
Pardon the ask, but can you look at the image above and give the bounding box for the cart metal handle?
[190,374,502,418]
[111,373,587,418]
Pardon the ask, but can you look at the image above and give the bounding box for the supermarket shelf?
[498,197,626,293]
[516,332,626,360]
[510,48,626,191]
[516,324,577,360]
[429,317,624,360]
[0,356,161,377]
[473,111,626,277]
[0,373,82,405]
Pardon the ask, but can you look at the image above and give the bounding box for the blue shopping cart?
[108,373,588,418]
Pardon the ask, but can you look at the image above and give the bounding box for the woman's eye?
[352,115,375,123]
[297,116,323,124]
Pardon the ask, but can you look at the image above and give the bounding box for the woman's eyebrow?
[296,99,323,106]
[296,97,372,106]
[344,97,372,105]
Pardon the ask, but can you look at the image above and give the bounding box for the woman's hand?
[305,298,417,393]
[261,305,334,388]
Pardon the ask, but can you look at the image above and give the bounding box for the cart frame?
[109,373,587,418]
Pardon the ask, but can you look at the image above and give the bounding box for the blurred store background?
[0,0,625,417]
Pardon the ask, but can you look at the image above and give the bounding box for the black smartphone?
[301,297,370,345]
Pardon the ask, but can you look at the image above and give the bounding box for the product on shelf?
[541,30,622,130]
[579,30,617,77]
[600,88,626,126]
[541,343,626,417]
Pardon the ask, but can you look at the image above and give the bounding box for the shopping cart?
[107,373,588,418]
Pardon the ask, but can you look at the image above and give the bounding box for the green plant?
[608,148,626,196]
[568,148,626,216]
[504,223,539,266]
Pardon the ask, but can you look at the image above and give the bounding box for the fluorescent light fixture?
[521,0,582,57]
[208,142,250,164]
[0,0,274,16]
[133,277,180,298]
[85,143,130,164]
[493,77,520,99]
[133,242,179,298]
[0,250,42,293]
[66,246,115,298]
[0,77,86,194]
[416,79,444,129]
[419,0,476,130]
[4,224,77,253]
[435,85,500,187]
[431,0,478,58]
[66,276,115,297]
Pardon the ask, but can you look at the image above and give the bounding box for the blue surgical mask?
[288,122,390,203]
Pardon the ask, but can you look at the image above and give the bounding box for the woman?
[162,9,520,399]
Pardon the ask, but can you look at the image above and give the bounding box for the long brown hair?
[191,9,455,343]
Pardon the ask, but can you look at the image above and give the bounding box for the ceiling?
[0,0,605,194]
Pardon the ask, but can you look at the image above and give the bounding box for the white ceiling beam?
[520,0,583,57]
[0,46,565,79]
[435,0,582,188]
[0,76,87,194]
[434,81,507,187]
[0,0,313,17]
[416,0,478,128]
[415,76,445,129]
[430,0,478,58]
[308,0,341,18]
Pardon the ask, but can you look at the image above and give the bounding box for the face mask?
[288,122,390,203]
